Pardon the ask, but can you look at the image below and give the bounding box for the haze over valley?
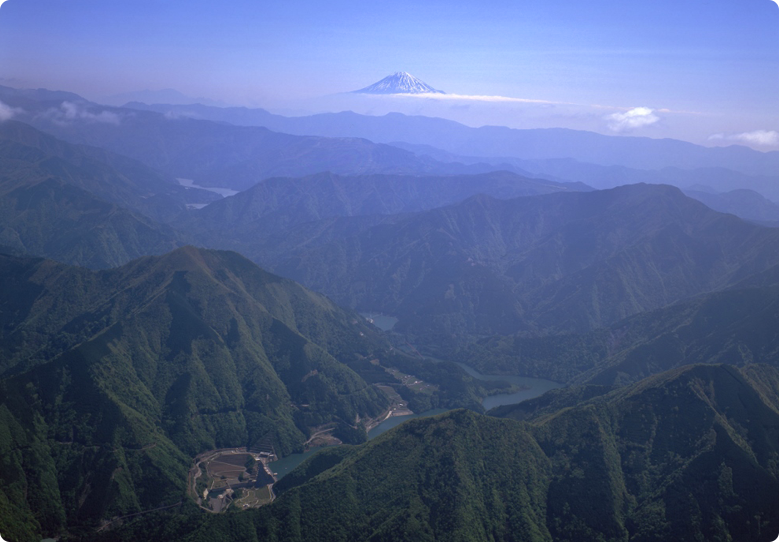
[2,1,779,541]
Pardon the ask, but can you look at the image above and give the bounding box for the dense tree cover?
[459,272,779,386]
[0,120,217,223]
[99,364,779,542]
[6,85,779,542]
[172,170,584,241]
[0,177,185,269]
[228,184,779,346]
[0,247,396,540]
[0,121,208,268]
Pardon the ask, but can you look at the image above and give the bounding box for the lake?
[452,362,562,410]
[177,177,239,198]
[271,361,561,479]
[359,312,399,332]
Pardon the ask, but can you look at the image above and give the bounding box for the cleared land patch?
[189,449,277,513]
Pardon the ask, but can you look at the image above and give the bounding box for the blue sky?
[0,0,778,146]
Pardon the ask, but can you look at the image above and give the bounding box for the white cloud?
[606,107,660,132]
[399,92,572,106]
[0,100,21,122]
[708,130,779,147]
[395,92,697,116]
[38,101,122,125]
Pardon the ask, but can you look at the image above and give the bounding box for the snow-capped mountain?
[353,72,445,94]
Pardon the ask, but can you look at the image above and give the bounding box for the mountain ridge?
[100,363,779,542]
[249,184,779,344]
[119,100,779,178]
[0,245,398,539]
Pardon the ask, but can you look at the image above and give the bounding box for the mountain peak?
[353,72,445,95]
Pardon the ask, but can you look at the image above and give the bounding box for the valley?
[1,78,779,542]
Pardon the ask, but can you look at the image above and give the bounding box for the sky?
[0,0,778,147]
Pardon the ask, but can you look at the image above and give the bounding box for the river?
[271,311,560,479]
[271,358,561,480]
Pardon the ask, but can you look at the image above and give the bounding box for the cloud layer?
[709,130,779,147]
[606,107,660,132]
[39,101,122,125]
[398,92,571,106]
[0,100,21,122]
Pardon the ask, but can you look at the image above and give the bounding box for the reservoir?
[270,408,450,478]
[271,408,451,479]
[453,362,562,410]
[272,362,560,479]
[359,312,398,332]
[177,178,240,198]
[357,311,561,408]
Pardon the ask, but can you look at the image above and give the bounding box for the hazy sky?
[0,0,778,146]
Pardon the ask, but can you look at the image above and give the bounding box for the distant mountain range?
[99,88,227,107]
[682,188,779,223]
[121,100,779,215]
[121,100,779,179]
[0,120,216,222]
[353,72,446,94]
[0,85,504,192]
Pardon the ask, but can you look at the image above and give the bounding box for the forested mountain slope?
[0,247,391,540]
[460,266,779,385]
[0,121,199,267]
[174,170,587,240]
[103,364,779,542]
[241,184,779,343]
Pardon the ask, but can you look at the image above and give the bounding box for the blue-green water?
[268,447,325,479]
[271,362,561,479]
[271,408,449,479]
[453,362,562,410]
[359,312,399,332]
[367,408,450,439]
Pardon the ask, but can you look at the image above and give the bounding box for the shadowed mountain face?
[0,121,202,268]
[0,177,185,269]
[683,188,779,223]
[174,170,589,240]
[103,364,779,542]
[459,264,779,386]
[230,184,779,344]
[0,120,220,221]
[0,247,391,539]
